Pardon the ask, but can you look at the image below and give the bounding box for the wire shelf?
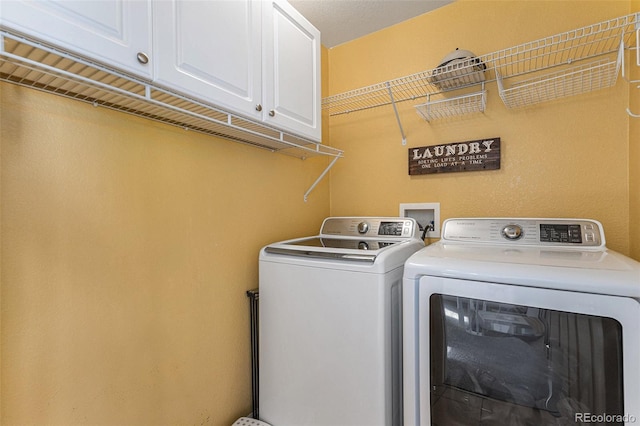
[0,31,343,161]
[322,57,487,117]
[415,88,486,121]
[497,55,621,109]
[323,12,639,117]
[484,14,635,80]
[321,71,433,116]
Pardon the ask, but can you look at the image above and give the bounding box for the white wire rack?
[497,55,621,109]
[415,86,486,122]
[323,12,639,117]
[322,71,434,116]
[0,31,343,161]
[321,57,487,117]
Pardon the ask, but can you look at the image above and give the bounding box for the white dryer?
[403,218,640,426]
[259,217,424,426]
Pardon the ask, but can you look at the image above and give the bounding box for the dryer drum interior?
[429,294,624,424]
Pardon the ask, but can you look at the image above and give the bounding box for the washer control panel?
[442,218,605,248]
[321,217,418,239]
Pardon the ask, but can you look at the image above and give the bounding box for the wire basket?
[415,89,486,121]
[497,54,620,109]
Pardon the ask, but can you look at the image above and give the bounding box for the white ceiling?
[289,0,455,48]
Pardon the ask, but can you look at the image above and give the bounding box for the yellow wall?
[0,83,331,425]
[630,0,640,259]
[1,1,639,426]
[327,0,635,255]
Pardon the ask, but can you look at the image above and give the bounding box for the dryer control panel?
[320,217,418,239]
[442,218,605,248]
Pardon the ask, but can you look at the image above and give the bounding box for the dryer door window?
[430,294,624,425]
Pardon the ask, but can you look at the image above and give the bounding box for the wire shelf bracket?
[628,92,640,119]
[621,19,640,118]
[386,81,407,145]
[304,155,341,202]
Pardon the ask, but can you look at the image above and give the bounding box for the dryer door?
[403,277,640,426]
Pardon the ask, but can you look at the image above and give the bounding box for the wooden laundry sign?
[408,137,501,175]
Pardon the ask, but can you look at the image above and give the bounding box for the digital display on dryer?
[540,224,582,243]
[379,221,403,236]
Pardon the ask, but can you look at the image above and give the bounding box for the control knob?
[358,241,369,250]
[357,222,370,234]
[501,224,523,240]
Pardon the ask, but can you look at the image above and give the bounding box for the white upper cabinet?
[153,0,263,121]
[154,0,321,142]
[263,0,321,142]
[0,0,320,142]
[0,0,153,79]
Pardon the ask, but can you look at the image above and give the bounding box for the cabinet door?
[262,0,321,142]
[0,0,152,79]
[153,0,262,120]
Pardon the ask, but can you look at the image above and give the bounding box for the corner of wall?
[0,81,3,426]
[628,0,640,260]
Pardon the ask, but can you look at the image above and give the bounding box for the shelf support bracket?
[621,38,640,84]
[635,14,640,67]
[628,107,640,118]
[385,81,407,145]
[304,155,341,202]
[621,30,640,117]
[628,85,640,118]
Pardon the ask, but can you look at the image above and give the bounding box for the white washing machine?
[403,218,640,426]
[259,217,424,426]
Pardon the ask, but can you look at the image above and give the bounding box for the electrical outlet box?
[399,203,441,238]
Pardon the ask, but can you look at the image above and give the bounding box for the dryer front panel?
[403,276,640,426]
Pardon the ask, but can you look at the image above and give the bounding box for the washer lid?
[283,236,399,250]
[263,236,402,263]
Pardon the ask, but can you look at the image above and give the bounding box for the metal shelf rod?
[304,155,341,202]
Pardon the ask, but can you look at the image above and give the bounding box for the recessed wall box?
[400,203,441,239]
